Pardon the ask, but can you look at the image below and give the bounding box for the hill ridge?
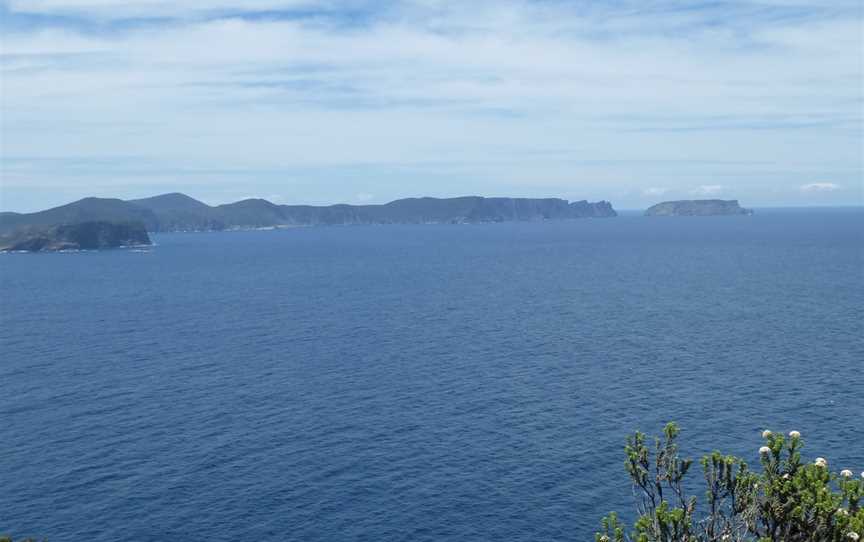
[0,193,618,233]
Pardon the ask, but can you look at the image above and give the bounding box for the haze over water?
[1,209,862,541]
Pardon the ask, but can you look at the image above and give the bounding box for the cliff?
[0,221,151,252]
[644,200,752,217]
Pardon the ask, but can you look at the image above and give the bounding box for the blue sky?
[1,0,861,211]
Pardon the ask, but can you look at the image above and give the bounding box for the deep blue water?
[1,209,863,541]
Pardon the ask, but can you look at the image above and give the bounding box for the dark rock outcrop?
[644,200,752,217]
[0,221,151,252]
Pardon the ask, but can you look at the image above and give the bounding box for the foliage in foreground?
[596,423,863,542]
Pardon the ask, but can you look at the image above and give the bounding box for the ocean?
[1,208,862,541]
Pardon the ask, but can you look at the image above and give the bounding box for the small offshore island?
[0,221,151,252]
[644,199,752,217]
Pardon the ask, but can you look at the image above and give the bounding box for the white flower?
[762,430,772,438]
[861,471,864,479]
[759,446,772,455]
[847,532,859,541]
[782,473,791,480]
[841,469,853,478]
[815,457,828,468]
[837,508,849,516]
[789,431,801,439]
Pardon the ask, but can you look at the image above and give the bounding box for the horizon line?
[2,192,862,215]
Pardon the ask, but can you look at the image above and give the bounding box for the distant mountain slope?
[0,198,159,233]
[362,196,487,224]
[277,197,617,225]
[1,193,617,233]
[216,199,288,228]
[131,192,224,231]
[130,192,211,212]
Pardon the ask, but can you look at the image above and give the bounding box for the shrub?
[596,423,863,542]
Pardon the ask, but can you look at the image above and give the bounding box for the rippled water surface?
[1,209,862,541]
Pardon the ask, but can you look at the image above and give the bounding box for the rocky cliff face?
[0,221,151,252]
[571,200,616,218]
[644,200,752,217]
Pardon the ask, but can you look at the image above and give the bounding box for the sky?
[1,0,862,212]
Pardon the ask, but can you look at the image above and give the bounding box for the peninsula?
[0,194,617,234]
[0,221,151,252]
[644,200,752,217]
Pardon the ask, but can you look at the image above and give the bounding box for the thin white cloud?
[354,193,376,203]
[800,182,842,192]
[6,0,323,19]
[690,185,726,196]
[643,187,669,196]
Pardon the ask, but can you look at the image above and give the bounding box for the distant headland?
[0,194,617,251]
[0,194,763,252]
[644,199,752,217]
[0,221,151,252]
